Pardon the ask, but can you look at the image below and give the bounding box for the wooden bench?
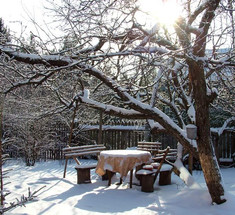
[152,148,177,163]
[137,141,177,188]
[136,147,170,192]
[62,144,106,181]
[137,141,177,162]
[151,148,177,186]
[137,141,162,156]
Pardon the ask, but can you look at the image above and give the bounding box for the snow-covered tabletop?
[96,150,152,178]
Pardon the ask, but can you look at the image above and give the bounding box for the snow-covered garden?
[4,158,235,215]
[0,0,235,213]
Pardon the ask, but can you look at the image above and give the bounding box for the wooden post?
[144,123,151,141]
[213,133,220,163]
[63,158,68,178]
[188,152,193,175]
[232,131,235,162]
[130,169,133,188]
[98,111,103,145]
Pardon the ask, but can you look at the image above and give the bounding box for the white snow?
[160,164,173,171]
[187,105,195,123]
[174,159,200,189]
[186,124,197,129]
[83,89,90,98]
[101,150,151,158]
[81,124,145,131]
[217,117,235,136]
[148,119,164,131]
[136,169,154,175]
[3,159,235,215]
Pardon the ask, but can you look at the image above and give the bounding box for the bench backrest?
[166,148,178,162]
[137,141,162,156]
[152,148,177,163]
[63,144,106,158]
[138,141,177,162]
[155,146,170,174]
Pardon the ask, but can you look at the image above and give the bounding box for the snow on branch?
[217,117,235,136]
[174,158,201,189]
[194,0,220,54]
[0,44,174,70]
[78,65,198,158]
[147,119,164,131]
[188,0,210,25]
[74,38,106,55]
[0,45,74,67]
[78,93,149,119]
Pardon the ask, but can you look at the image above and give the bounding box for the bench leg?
[130,169,133,188]
[159,171,172,186]
[75,168,91,184]
[63,158,68,178]
[135,164,145,182]
[141,174,154,192]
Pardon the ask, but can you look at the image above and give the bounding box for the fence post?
[188,153,193,175]
[213,133,220,162]
[98,111,103,145]
[144,123,151,141]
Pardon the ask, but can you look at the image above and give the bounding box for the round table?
[96,150,152,188]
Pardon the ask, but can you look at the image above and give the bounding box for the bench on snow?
[137,141,177,162]
[136,146,176,192]
[62,144,106,183]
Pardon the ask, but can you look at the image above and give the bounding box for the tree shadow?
[74,186,165,213]
[41,176,168,214]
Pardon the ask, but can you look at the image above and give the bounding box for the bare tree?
[1,0,235,204]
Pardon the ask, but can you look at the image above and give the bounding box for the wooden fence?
[39,124,234,163]
[212,129,235,163]
[80,126,235,163]
[82,125,178,150]
[5,122,235,164]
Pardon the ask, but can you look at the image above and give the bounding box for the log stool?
[75,164,97,184]
[136,169,156,192]
[159,164,173,186]
[135,164,145,181]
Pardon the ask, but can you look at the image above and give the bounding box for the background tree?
[0,18,47,213]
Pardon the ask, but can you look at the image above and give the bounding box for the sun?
[138,0,181,26]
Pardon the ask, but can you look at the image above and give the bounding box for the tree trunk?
[0,93,4,206]
[188,60,226,204]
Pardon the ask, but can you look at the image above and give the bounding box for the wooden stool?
[159,170,171,185]
[75,164,97,184]
[159,164,172,186]
[141,174,155,192]
[135,164,145,181]
[136,169,155,192]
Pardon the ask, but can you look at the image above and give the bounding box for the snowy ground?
[3,159,235,215]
